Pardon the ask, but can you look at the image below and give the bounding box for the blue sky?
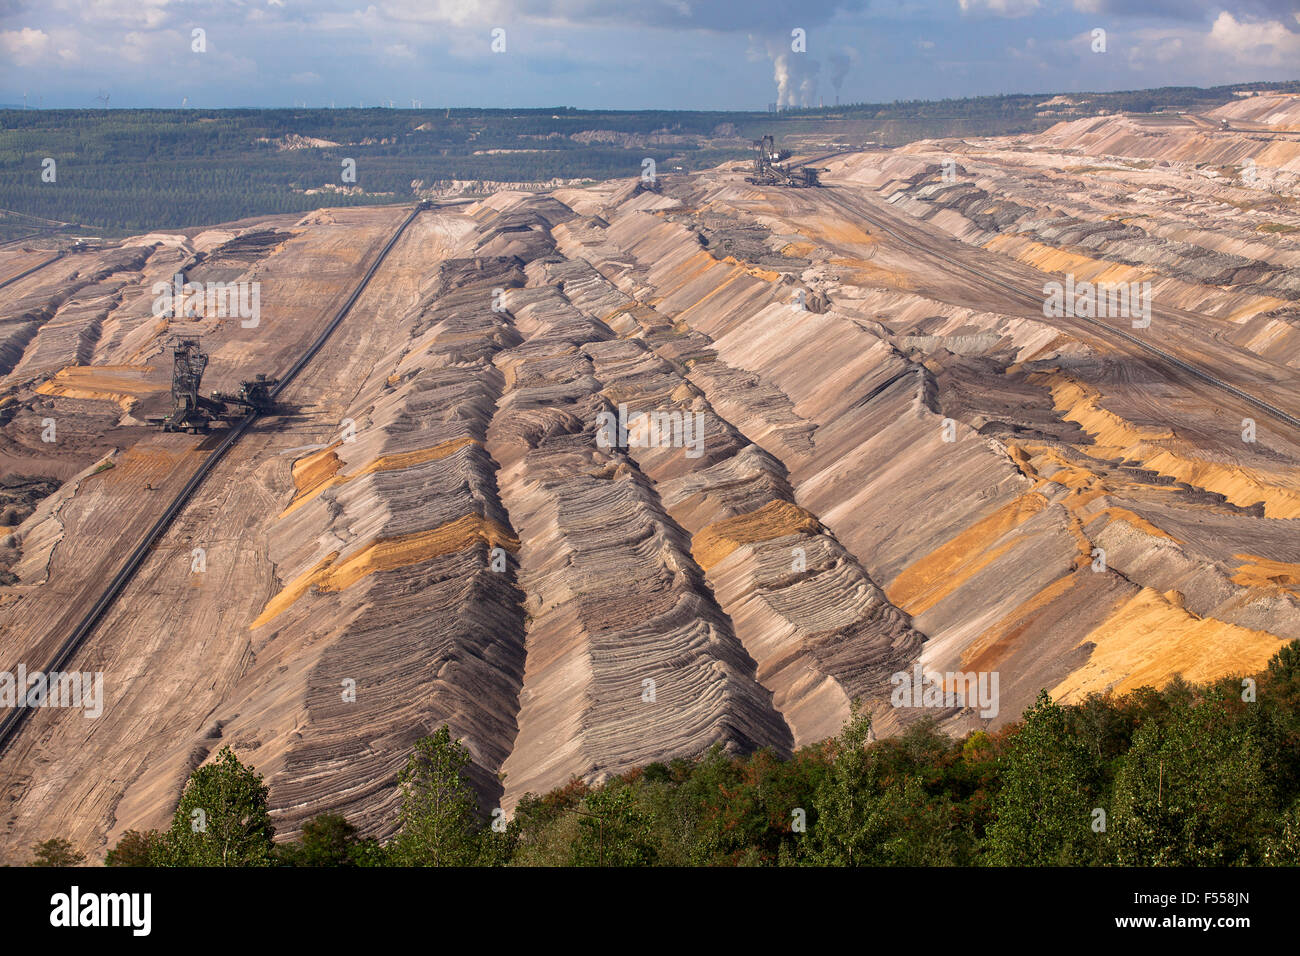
[2,1,1298,110]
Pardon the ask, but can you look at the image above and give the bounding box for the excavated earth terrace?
[1,99,1299,860]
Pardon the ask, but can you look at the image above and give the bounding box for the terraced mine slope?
[2,98,1299,861]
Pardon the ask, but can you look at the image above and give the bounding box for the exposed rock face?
[3,105,1300,861]
[246,249,531,827]
[0,475,59,529]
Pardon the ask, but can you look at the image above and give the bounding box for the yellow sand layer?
[96,446,189,488]
[828,257,913,291]
[691,500,821,572]
[962,571,1083,673]
[1050,586,1282,700]
[1011,443,1191,540]
[1036,458,1096,491]
[600,302,638,324]
[1139,449,1300,519]
[673,249,730,289]
[1008,441,1109,503]
[721,255,781,282]
[1042,377,1173,444]
[984,235,1153,287]
[291,443,342,497]
[1042,375,1300,519]
[281,436,480,517]
[251,513,518,629]
[1232,553,1300,596]
[887,493,1048,615]
[1006,442,1178,564]
[781,241,818,258]
[36,364,164,410]
[681,269,746,317]
[1228,295,1290,324]
[796,215,876,248]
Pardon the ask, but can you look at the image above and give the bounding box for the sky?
[2,0,1299,110]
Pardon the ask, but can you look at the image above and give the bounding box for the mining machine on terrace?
[746,135,822,187]
[147,338,279,433]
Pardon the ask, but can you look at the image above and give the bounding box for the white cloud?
[0,27,51,64]
[1207,11,1300,66]
[120,29,162,64]
[1148,35,1184,64]
[958,0,1042,17]
[1123,31,1188,70]
[359,0,868,32]
[378,1,511,28]
[62,0,178,29]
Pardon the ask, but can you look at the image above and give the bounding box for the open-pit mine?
[2,96,1299,862]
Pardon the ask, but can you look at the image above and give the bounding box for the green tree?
[1262,800,1300,865]
[275,813,383,867]
[669,744,746,865]
[1265,639,1300,693]
[1109,693,1273,865]
[877,775,966,865]
[505,780,588,866]
[29,838,85,867]
[985,691,1103,865]
[675,746,822,866]
[569,784,657,867]
[805,700,895,865]
[105,830,162,867]
[392,726,484,866]
[158,746,276,866]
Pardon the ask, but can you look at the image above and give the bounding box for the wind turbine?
[96,89,110,109]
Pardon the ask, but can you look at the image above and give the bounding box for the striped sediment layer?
[536,222,927,747]
[0,246,152,380]
[571,168,1298,733]
[248,252,530,829]
[486,244,792,805]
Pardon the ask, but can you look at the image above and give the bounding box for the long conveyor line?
[0,202,427,758]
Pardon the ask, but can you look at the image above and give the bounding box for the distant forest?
[2,80,1297,237]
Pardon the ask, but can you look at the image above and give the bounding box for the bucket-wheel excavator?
[148,338,279,433]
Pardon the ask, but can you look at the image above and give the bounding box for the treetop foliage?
[80,640,1300,867]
